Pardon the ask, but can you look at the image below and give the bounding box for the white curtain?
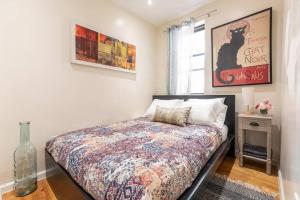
[168,20,195,95]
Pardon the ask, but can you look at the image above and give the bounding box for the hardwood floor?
[2,180,56,200]
[216,157,280,200]
[2,157,279,200]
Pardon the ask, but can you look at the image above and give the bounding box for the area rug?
[199,174,276,200]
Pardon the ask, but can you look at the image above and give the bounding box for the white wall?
[155,0,282,163]
[280,0,300,199]
[0,0,156,185]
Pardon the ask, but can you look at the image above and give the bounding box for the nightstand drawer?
[241,118,268,132]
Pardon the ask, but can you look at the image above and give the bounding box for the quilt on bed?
[46,117,223,200]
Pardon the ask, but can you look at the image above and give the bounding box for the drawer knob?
[249,122,259,127]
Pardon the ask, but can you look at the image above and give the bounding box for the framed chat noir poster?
[211,8,272,87]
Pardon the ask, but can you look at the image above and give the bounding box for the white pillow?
[188,97,225,104]
[180,100,218,126]
[214,104,228,128]
[144,99,184,118]
[181,99,228,128]
[187,98,226,119]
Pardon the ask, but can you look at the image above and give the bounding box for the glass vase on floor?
[14,122,37,196]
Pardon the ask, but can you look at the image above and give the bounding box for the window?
[190,21,205,94]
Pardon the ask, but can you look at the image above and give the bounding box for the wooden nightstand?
[238,113,272,175]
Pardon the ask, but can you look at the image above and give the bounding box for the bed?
[45,95,235,200]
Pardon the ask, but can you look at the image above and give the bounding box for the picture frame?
[211,8,272,87]
[71,21,136,74]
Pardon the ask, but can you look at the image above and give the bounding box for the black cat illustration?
[216,25,247,84]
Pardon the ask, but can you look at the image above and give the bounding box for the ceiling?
[110,0,215,26]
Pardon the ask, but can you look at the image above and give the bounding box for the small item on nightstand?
[242,87,254,114]
[14,122,37,197]
[255,99,272,115]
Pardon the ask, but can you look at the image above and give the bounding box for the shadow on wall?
[271,125,281,164]
[72,64,137,81]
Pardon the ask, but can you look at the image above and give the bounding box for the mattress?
[46,117,223,200]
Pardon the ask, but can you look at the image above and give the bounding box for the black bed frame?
[45,95,235,200]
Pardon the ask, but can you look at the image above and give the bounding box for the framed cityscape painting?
[71,22,136,73]
[211,8,272,87]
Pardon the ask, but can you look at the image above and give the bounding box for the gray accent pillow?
[152,106,191,127]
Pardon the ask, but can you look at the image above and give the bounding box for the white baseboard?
[0,170,46,197]
[278,169,285,200]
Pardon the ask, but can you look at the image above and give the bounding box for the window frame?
[190,23,205,94]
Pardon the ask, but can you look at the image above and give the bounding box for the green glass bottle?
[14,122,37,196]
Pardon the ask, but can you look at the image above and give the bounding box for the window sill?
[189,93,205,95]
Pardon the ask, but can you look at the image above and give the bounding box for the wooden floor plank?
[2,157,279,200]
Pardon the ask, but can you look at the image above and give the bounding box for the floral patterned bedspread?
[46,117,223,200]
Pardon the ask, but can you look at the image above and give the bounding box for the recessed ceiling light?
[147,0,153,6]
